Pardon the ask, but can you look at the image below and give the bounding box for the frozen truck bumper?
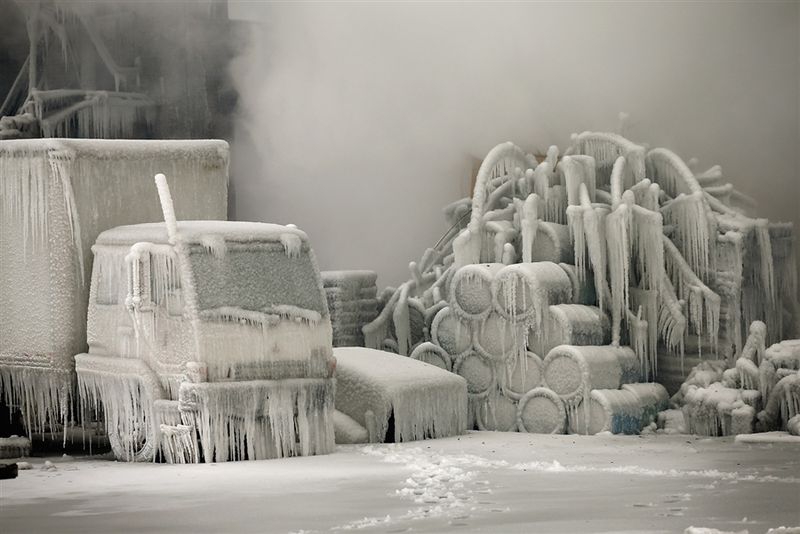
[178,377,336,462]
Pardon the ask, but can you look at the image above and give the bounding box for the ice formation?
[670,321,800,436]
[363,128,798,437]
[70,174,337,462]
[0,139,228,437]
[333,347,467,443]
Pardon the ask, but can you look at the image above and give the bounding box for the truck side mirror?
[125,242,154,313]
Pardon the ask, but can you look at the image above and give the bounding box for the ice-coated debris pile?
[364,128,798,437]
[333,347,467,443]
[672,321,800,436]
[321,270,379,347]
[0,139,229,437]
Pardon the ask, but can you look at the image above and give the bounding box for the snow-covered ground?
[2,432,798,534]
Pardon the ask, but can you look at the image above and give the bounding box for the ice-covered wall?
[228,2,800,288]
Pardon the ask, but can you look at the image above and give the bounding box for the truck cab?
[75,220,336,462]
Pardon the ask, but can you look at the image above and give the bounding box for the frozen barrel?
[621,383,669,425]
[542,345,639,406]
[431,306,472,357]
[569,388,643,435]
[476,389,518,432]
[532,304,609,356]
[503,351,544,400]
[492,262,571,327]
[450,263,504,320]
[517,387,566,434]
[410,342,452,372]
[475,312,517,361]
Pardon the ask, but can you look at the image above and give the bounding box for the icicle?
[609,157,626,208]
[501,243,516,265]
[545,145,559,169]
[181,378,335,461]
[661,191,714,281]
[754,219,775,305]
[572,131,645,188]
[393,283,413,356]
[605,205,630,346]
[663,235,721,347]
[200,234,227,259]
[519,193,540,263]
[631,205,664,293]
[561,156,582,207]
[0,368,73,438]
[657,274,687,366]
[566,205,586,282]
[77,366,157,461]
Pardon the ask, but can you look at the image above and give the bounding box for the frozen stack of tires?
[321,270,379,347]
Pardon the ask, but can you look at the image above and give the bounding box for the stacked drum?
[417,260,670,435]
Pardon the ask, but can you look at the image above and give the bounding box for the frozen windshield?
[189,242,326,316]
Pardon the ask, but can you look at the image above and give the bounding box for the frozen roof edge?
[0,139,230,159]
[96,221,308,246]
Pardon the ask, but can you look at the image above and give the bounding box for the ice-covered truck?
[75,175,336,462]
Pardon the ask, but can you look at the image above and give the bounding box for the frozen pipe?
[560,156,583,207]
[609,156,626,209]
[516,387,566,434]
[519,193,540,263]
[153,173,203,362]
[501,242,516,265]
[466,142,535,264]
[572,131,646,187]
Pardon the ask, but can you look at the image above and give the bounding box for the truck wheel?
[108,423,157,462]
[107,391,158,463]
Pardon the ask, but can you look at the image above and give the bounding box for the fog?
[226,2,799,288]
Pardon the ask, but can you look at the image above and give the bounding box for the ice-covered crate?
[0,139,228,433]
[321,270,379,347]
[333,347,468,442]
[322,270,378,292]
